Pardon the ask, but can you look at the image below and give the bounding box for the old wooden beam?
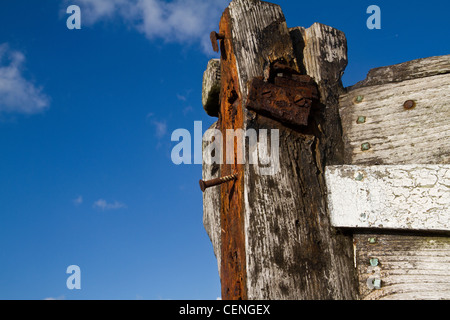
[349,55,450,90]
[339,72,450,165]
[336,55,450,299]
[205,0,358,300]
[326,165,450,232]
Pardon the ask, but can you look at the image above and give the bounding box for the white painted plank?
[326,165,450,232]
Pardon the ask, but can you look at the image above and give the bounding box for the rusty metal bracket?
[246,71,319,127]
[210,31,225,53]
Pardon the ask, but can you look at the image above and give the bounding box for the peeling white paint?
[326,165,450,232]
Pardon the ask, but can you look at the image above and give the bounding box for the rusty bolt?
[403,100,416,110]
[199,174,237,192]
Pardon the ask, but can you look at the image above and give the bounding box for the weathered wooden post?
[202,0,449,300]
[202,0,358,300]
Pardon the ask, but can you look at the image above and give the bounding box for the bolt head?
[199,180,207,192]
[354,172,364,181]
[373,278,382,289]
[356,116,366,124]
[361,142,371,151]
[370,258,379,267]
[354,95,364,103]
[403,100,416,110]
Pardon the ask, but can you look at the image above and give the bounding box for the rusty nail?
[199,174,237,192]
[403,100,416,110]
[210,31,224,53]
[361,142,371,151]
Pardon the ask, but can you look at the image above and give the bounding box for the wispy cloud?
[146,113,168,139]
[93,199,127,211]
[73,195,83,206]
[70,0,228,53]
[0,43,50,115]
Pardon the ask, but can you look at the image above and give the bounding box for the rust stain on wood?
[218,8,247,300]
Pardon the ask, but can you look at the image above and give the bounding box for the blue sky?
[0,0,448,300]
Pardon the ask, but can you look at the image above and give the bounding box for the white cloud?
[0,43,50,114]
[44,295,65,300]
[71,0,228,52]
[93,199,127,211]
[73,195,83,206]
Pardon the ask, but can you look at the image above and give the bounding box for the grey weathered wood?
[231,6,357,299]
[338,55,450,300]
[354,234,450,300]
[349,55,450,90]
[326,165,450,232]
[201,0,358,300]
[339,73,450,165]
[228,0,299,103]
[290,23,348,164]
[202,122,221,274]
[202,59,221,117]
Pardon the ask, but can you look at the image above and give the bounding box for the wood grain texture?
[354,233,450,300]
[290,23,347,165]
[228,0,299,103]
[240,17,357,299]
[202,122,221,274]
[326,165,450,232]
[244,118,358,300]
[339,73,450,165]
[349,55,450,90]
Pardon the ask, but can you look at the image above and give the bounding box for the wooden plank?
[339,73,450,165]
[326,165,450,232]
[354,233,450,300]
[349,55,450,90]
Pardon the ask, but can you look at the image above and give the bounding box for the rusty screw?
[403,100,416,110]
[199,174,237,192]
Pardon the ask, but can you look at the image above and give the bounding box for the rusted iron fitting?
[210,31,225,53]
[246,69,319,127]
[199,174,237,192]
